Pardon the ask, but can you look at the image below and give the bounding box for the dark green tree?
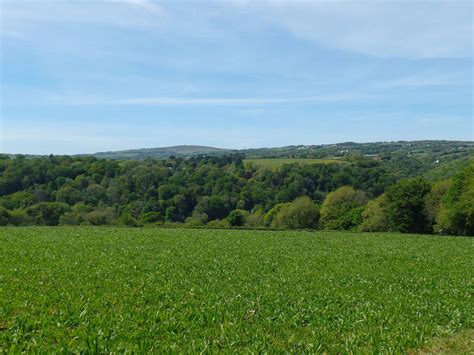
[385,177,431,234]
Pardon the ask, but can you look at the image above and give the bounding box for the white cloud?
[123,0,163,14]
[107,94,352,106]
[1,0,166,38]
[46,94,363,106]
[225,0,473,58]
[378,70,471,89]
[3,1,471,59]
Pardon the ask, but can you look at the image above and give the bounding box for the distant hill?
[89,145,232,160]
[84,140,474,161]
[81,140,474,180]
[5,141,473,172]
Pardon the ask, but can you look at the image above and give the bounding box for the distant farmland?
[1,227,472,353]
[245,158,346,170]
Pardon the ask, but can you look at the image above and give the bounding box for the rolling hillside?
[85,141,473,162]
[84,140,473,179]
[90,145,232,160]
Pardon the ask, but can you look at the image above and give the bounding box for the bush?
[320,186,367,230]
[119,211,138,227]
[245,209,265,228]
[85,208,115,226]
[424,180,451,232]
[264,203,291,227]
[184,217,205,227]
[59,203,93,225]
[0,191,37,210]
[139,212,163,225]
[227,209,249,227]
[271,196,320,229]
[207,219,231,229]
[185,210,208,226]
[0,206,10,226]
[26,202,71,226]
[9,209,31,226]
[360,195,389,232]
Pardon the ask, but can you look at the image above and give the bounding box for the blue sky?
[1,0,473,154]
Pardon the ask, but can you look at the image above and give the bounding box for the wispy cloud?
[226,0,472,58]
[378,71,471,89]
[2,1,472,154]
[49,94,362,106]
[108,95,353,106]
[124,0,163,14]
[1,0,166,39]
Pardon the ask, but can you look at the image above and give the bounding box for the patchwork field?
[244,158,346,170]
[1,227,472,352]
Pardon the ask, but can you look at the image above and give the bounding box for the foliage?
[25,202,71,226]
[320,186,367,230]
[1,227,472,352]
[139,212,164,225]
[84,208,115,226]
[360,194,389,232]
[385,177,432,234]
[270,196,320,229]
[119,211,138,227]
[245,158,346,171]
[84,140,474,165]
[8,209,31,226]
[227,209,249,227]
[0,153,472,235]
[206,219,231,229]
[244,208,265,228]
[424,180,452,231]
[263,202,291,227]
[0,206,9,226]
[59,203,93,226]
[436,162,474,235]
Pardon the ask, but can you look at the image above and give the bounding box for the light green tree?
[320,186,367,230]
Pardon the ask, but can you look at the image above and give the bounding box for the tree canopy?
[0,154,472,236]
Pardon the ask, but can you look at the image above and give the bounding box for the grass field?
[1,227,472,352]
[245,158,346,170]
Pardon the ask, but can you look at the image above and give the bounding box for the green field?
[1,228,472,352]
[245,158,346,170]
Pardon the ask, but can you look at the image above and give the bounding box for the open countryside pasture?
[1,227,472,352]
[244,158,346,170]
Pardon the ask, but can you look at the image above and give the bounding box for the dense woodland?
[0,150,473,236]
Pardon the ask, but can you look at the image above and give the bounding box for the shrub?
[271,196,320,229]
[85,209,115,226]
[0,206,10,226]
[424,180,451,232]
[25,202,71,226]
[320,186,367,230]
[264,203,291,227]
[245,209,265,228]
[9,209,31,226]
[227,209,249,227]
[59,203,93,225]
[139,212,164,225]
[360,195,389,232]
[119,211,138,227]
[207,219,231,229]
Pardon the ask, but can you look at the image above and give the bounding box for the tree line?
[0,154,472,235]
